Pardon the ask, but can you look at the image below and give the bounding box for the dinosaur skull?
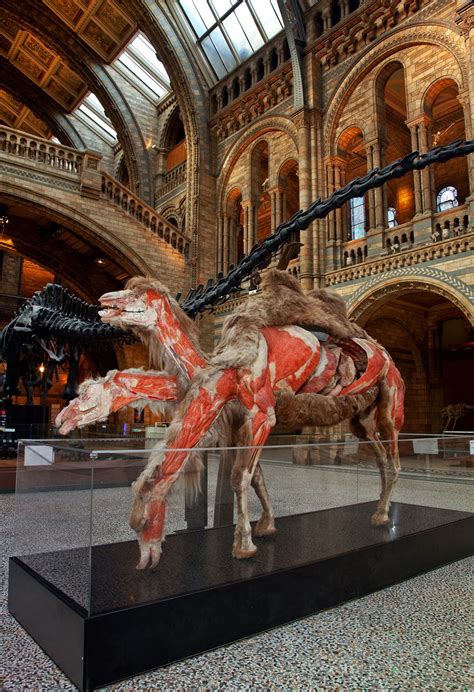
[99,289,159,330]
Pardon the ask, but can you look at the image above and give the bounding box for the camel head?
[99,277,171,332]
[55,375,115,434]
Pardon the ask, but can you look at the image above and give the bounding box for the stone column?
[371,140,386,230]
[457,4,474,205]
[365,144,376,230]
[418,118,433,213]
[296,111,313,290]
[334,158,344,241]
[217,212,223,272]
[325,158,339,269]
[269,187,285,232]
[241,200,257,254]
[407,122,423,215]
[222,214,230,273]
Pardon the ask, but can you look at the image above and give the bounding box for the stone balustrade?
[156,161,187,197]
[101,173,190,258]
[0,125,189,259]
[0,126,83,174]
[326,232,473,286]
[342,239,368,266]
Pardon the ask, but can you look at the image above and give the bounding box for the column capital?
[405,114,433,130]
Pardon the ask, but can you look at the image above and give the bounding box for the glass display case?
[8,435,474,690]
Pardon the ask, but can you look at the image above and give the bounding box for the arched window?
[387,207,398,228]
[436,186,458,212]
[350,196,366,239]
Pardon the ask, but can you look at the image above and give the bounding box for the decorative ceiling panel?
[0,23,88,112]
[0,89,52,138]
[42,0,137,61]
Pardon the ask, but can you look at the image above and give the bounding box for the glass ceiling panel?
[179,0,284,82]
[117,34,171,102]
[77,95,117,142]
[73,33,171,145]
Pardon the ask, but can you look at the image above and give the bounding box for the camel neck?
[154,299,206,380]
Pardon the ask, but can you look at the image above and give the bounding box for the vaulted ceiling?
[0,1,138,139]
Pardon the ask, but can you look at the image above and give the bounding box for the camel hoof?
[254,521,277,537]
[232,546,258,559]
[371,511,390,526]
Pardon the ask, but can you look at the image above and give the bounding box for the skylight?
[116,34,171,103]
[179,0,283,81]
[76,94,117,143]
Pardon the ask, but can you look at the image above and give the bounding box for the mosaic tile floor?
[1,468,472,690]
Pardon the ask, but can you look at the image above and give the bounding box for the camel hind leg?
[351,370,403,526]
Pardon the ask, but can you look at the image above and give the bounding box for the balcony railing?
[326,231,473,287]
[156,161,187,198]
[0,125,190,259]
[101,173,190,258]
[0,126,83,174]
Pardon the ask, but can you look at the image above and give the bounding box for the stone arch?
[335,125,367,157]
[422,76,463,116]
[217,116,298,209]
[346,268,474,325]
[324,23,468,156]
[158,102,185,151]
[0,184,155,278]
[0,0,153,203]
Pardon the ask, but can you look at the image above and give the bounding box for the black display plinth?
[8,502,474,691]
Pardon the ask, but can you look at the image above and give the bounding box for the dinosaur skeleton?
[2,139,472,402]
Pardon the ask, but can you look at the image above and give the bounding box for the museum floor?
[1,453,472,690]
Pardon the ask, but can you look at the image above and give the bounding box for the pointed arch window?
[350,196,366,239]
[436,186,458,212]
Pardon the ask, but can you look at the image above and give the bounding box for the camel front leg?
[231,364,276,559]
[132,369,238,568]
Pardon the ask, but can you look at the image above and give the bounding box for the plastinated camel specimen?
[57,270,405,569]
[56,141,474,569]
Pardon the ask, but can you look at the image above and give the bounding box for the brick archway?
[347,268,474,325]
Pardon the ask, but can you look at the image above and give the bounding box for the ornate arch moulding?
[217,116,299,209]
[0,181,154,278]
[324,23,468,156]
[346,267,474,325]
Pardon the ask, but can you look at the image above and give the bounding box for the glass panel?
[128,34,170,84]
[201,36,227,79]
[223,12,253,60]
[209,27,237,71]
[234,3,264,52]
[179,0,209,36]
[350,196,366,239]
[249,0,283,38]
[11,435,473,617]
[78,104,117,139]
[118,53,167,98]
[13,440,94,612]
[211,0,232,15]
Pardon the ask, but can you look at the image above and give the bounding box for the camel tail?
[183,451,205,503]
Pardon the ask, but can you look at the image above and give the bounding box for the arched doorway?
[351,285,474,432]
